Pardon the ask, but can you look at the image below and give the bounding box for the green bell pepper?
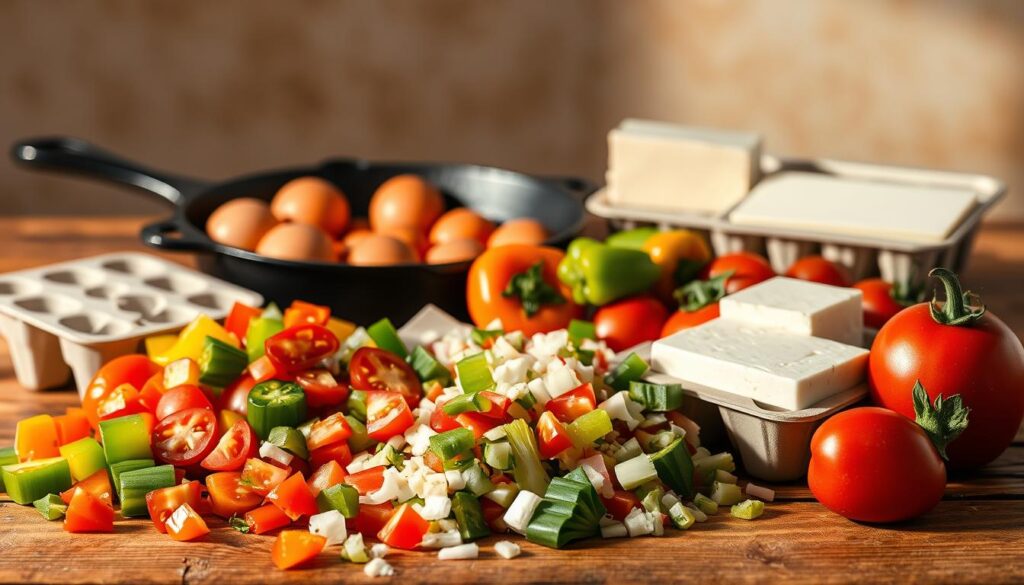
[557,238,660,306]
[605,227,659,250]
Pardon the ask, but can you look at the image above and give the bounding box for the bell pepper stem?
[928,267,985,326]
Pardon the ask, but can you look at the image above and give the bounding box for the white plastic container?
[0,252,262,396]
[587,155,1006,289]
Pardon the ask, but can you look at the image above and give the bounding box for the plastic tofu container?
[0,252,262,397]
[588,155,1006,290]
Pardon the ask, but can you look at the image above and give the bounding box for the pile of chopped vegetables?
[0,300,772,575]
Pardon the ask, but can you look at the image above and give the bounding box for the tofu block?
[606,119,761,216]
[651,319,868,410]
[719,277,863,346]
[728,172,978,244]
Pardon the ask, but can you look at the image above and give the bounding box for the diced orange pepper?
[64,487,114,533]
[15,414,60,462]
[60,468,113,506]
[245,503,292,535]
[54,408,91,445]
[165,503,210,541]
[271,530,326,570]
[306,461,346,498]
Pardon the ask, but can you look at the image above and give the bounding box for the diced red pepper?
[536,411,573,459]
[545,383,597,423]
[344,465,386,495]
[266,472,319,520]
[245,503,292,535]
[377,503,430,550]
[64,487,114,533]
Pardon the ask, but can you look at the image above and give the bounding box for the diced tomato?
[60,469,113,506]
[146,480,203,533]
[536,411,573,459]
[201,419,257,471]
[456,411,501,439]
[352,502,394,537]
[15,414,60,462]
[345,465,386,495]
[155,385,213,421]
[309,442,353,471]
[266,472,319,520]
[480,497,506,532]
[377,503,430,550]
[365,391,415,441]
[138,372,167,413]
[225,302,263,342]
[96,383,148,421]
[545,383,597,423]
[306,412,352,451]
[422,450,445,473]
[349,347,423,407]
[307,461,347,497]
[241,458,290,496]
[283,301,331,328]
[272,530,326,570]
[206,471,263,518]
[64,487,114,533]
[478,391,512,420]
[295,369,348,408]
[152,408,218,467]
[245,503,292,535]
[265,324,340,373]
[248,355,281,384]
[600,489,641,521]
[429,397,461,433]
[54,408,91,445]
[166,503,210,541]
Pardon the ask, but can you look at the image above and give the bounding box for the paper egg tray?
[588,155,1006,290]
[0,252,263,396]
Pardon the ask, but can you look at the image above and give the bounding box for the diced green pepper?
[455,352,494,393]
[98,414,152,464]
[367,318,407,358]
[345,415,376,453]
[1,457,72,505]
[567,319,597,346]
[267,426,309,459]
[317,483,360,518]
[408,346,451,386]
[566,409,613,447]
[452,491,490,541]
[59,437,106,482]
[245,317,284,363]
[33,493,67,520]
[247,380,307,440]
[347,390,367,423]
[199,336,249,388]
[605,353,649,391]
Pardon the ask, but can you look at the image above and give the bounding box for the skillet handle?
[10,136,207,206]
[141,218,214,253]
[543,175,598,201]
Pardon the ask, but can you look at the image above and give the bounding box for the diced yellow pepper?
[145,334,178,360]
[153,315,238,366]
[219,409,244,431]
[15,415,61,462]
[163,358,201,389]
[326,317,357,345]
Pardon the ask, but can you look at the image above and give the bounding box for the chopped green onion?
[628,381,684,412]
[267,426,309,459]
[109,459,154,502]
[640,485,665,514]
[442,392,491,416]
[462,464,495,496]
[482,441,512,471]
[710,481,744,506]
[484,483,519,508]
[347,390,367,423]
[515,391,537,411]
[0,446,16,491]
[58,437,106,482]
[503,419,549,496]
[98,414,153,464]
[605,352,649,391]
[471,328,503,347]
[345,415,376,453]
[566,409,613,447]
[245,317,283,362]
[731,499,765,520]
[1,458,72,505]
[297,417,319,440]
[525,473,605,549]
[668,502,696,529]
[613,437,642,462]
[567,319,596,346]
[693,493,718,515]
[650,438,695,500]
[33,493,67,520]
[119,464,175,517]
[199,336,249,388]
[429,428,476,461]
[408,346,451,386]
[452,491,490,541]
[247,380,307,440]
[341,533,370,563]
[317,483,360,518]
[613,454,658,491]
[573,349,595,367]
[455,352,495,393]
[715,469,738,484]
[367,318,407,358]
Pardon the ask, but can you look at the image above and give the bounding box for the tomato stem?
[673,271,732,312]
[928,268,985,326]
[502,261,565,317]
[912,380,970,461]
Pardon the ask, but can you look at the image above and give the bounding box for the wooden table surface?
[0,217,1022,584]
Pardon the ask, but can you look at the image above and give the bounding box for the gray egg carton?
[588,155,1006,289]
[0,252,262,396]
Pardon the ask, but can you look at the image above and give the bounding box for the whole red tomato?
[808,407,946,523]
[704,252,775,294]
[869,268,1024,469]
[660,304,720,338]
[594,297,668,352]
[853,278,906,329]
[785,256,850,287]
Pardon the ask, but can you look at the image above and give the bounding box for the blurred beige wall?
[2,0,1022,219]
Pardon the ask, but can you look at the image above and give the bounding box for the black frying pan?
[11,137,592,324]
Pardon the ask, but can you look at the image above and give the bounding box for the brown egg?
[255,223,336,262]
[488,218,548,248]
[347,234,418,266]
[205,198,279,251]
[376,225,429,260]
[270,177,351,236]
[425,238,485,264]
[343,228,374,250]
[429,208,495,247]
[369,174,444,233]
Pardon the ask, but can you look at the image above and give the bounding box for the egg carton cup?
[0,252,263,397]
[588,155,1006,289]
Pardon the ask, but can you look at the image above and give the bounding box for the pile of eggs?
[205,174,548,265]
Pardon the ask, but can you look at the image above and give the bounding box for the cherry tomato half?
[265,324,340,373]
[152,408,218,467]
[365,391,416,441]
[295,369,348,408]
[594,297,668,352]
[350,347,423,407]
[155,384,213,421]
[82,355,161,429]
[206,471,263,518]
[201,420,258,471]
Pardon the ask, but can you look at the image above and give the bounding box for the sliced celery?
[566,409,613,447]
[503,419,549,496]
[693,493,719,515]
[482,441,512,471]
[668,502,696,530]
[429,428,476,461]
[455,352,495,393]
[119,464,175,517]
[613,454,658,491]
[710,481,744,506]
[367,318,407,358]
[98,414,153,464]
[109,458,154,502]
[462,464,495,497]
[1,457,72,505]
[408,346,451,386]
[59,437,106,482]
[442,392,491,416]
[33,493,67,520]
[347,390,367,423]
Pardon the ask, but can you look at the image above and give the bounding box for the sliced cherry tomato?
[377,503,430,550]
[245,503,292,535]
[225,301,262,342]
[283,300,331,328]
[352,502,394,536]
[54,408,92,446]
[206,471,263,518]
[64,487,114,533]
[785,256,850,287]
[365,391,415,441]
[536,411,573,459]
[306,412,353,451]
[240,457,290,496]
[307,461,347,497]
[96,383,147,421]
[349,347,423,407]
[345,465,386,495]
[265,324,340,373]
[156,384,213,421]
[152,408,218,467]
[266,472,319,520]
[201,420,258,471]
[309,442,353,471]
[545,383,597,423]
[429,403,461,434]
[272,530,326,570]
[166,503,209,541]
[146,480,203,533]
[456,411,500,439]
[600,489,641,521]
[219,373,257,415]
[248,355,281,384]
[60,469,113,506]
[295,369,348,408]
[82,355,161,430]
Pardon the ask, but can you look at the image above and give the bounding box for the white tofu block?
[651,319,868,410]
[719,276,863,345]
[607,119,761,215]
[728,172,977,244]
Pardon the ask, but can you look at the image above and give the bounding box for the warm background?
[2,0,1022,219]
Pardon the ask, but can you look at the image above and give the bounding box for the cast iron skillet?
[11,137,591,324]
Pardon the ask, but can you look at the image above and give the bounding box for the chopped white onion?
[503,490,542,534]
[437,543,479,560]
[258,442,293,466]
[308,510,347,546]
[494,540,521,559]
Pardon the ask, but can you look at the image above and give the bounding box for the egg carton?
[587,155,1006,289]
[0,252,263,396]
